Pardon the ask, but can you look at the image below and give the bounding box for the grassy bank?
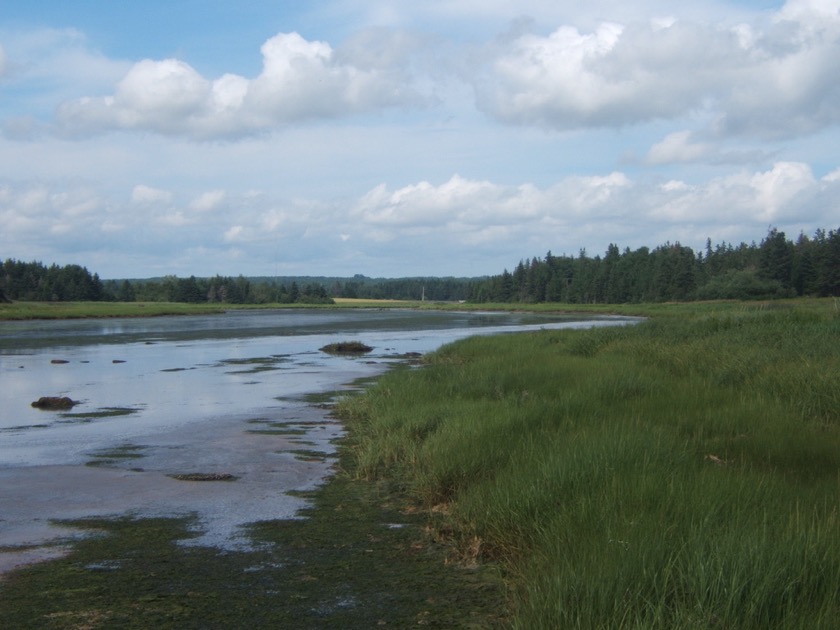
[0,301,231,320]
[0,299,430,320]
[337,299,840,628]
[7,295,825,321]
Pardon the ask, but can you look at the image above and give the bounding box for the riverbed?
[0,308,637,574]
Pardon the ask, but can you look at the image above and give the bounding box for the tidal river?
[0,308,636,573]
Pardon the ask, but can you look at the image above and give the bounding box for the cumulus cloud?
[55,32,424,139]
[646,131,714,164]
[3,161,838,277]
[471,0,840,138]
[0,181,108,246]
[650,162,820,225]
[352,172,632,243]
[131,184,172,205]
[353,175,512,227]
[347,163,837,255]
[17,2,840,143]
[190,190,226,212]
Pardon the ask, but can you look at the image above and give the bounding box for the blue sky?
[1,1,839,279]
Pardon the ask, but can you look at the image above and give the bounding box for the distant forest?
[0,261,475,304]
[472,227,840,303]
[2,227,839,305]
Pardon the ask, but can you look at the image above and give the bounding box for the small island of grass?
[319,341,373,355]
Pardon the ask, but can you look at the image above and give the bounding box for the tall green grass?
[338,300,840,628]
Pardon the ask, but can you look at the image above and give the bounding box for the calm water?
[0,308,637,572]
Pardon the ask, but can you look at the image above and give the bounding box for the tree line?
[0,262,477,304]
[329,275,475,301]
[4,226,838,306]
[118,275,333,304]
[470,227,840,304]
[0,262,333,305]
[1,260,105,302]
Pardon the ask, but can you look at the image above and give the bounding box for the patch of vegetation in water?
[167,473,238,482]
[59,407,141,421]
[288,449,330,462]
[381,351,425,364]
[319,341,373,355]
[248,427,307,436]
[0,423,50,433]
[246,419,309,436]
[286,438,318,447]
[298,390,343,405]
[216,355,291,375]
[85,444,148,468]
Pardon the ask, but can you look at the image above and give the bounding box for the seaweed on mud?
[1,423,50,433]
[245,419,309,435]
[216,355,292,375]
[167,473,239,482]
[60,407,141,421]
[288,449,330,462]
[85,444,148,468]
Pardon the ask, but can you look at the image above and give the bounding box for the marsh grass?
[0,301,228,320]
[337,299,840,628]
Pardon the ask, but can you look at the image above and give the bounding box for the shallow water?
[0,308,636,573]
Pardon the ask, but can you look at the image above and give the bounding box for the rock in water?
[31,396,77,410]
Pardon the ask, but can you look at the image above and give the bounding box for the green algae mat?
[0,470,506,628]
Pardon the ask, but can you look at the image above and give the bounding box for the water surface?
[0,308,637,573]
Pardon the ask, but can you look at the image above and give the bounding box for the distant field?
[2,296,835,321]
[331,297,420,307]
[0,299,429,320]
[0,301,228,320]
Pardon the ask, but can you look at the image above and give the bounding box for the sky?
[1,1,839,279]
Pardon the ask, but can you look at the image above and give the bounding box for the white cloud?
[0,181,107,247]
[0,29,129,99]
[646,131,713,164]
[777,0,840,23]
[3,2,840,279]
[55,31,424,139]
[12,3,840,144]
[345,163,836,258]
[223,225,244,243]
[353,175,510,226]
[749,161,816,220]
[3,160,838,278]
[190,190,226,212]
[131,184,172,204]
[471,2,840,138]
[822,167,840,182]
[649,161,820,225]
[352,172,632,239]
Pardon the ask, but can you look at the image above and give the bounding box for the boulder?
[31,396,78,410]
